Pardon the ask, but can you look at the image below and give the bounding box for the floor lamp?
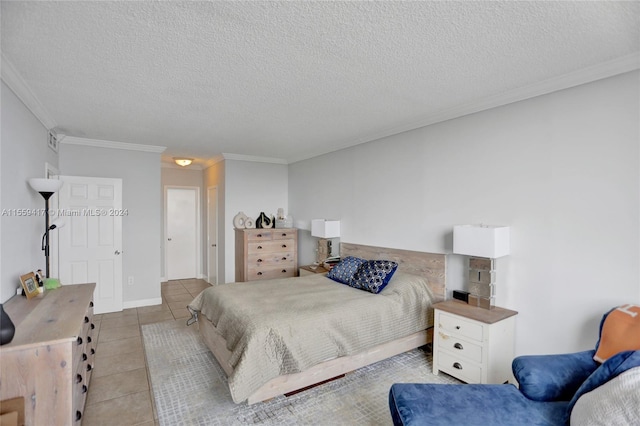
[29,178,63,278]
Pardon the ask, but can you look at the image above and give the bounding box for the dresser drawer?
[246,266,296,281]
[438,312,484,341]
[246,230,274,241]
[248,251,295,265]
[248,240,295,254]
[437,350,482,383]
[272,230,296,240]
[437,332,483,363]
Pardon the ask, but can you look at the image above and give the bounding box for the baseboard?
[123,297,163,309]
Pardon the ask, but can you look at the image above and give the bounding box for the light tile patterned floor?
[82,279,211,426]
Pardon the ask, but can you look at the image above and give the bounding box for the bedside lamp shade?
[311,220,341,238]
[453,225,510,258]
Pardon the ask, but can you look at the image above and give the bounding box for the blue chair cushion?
[389,383,569,426]
[513,350,598,402]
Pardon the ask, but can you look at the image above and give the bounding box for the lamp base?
[316,238,331,264]
[468,257,496,310]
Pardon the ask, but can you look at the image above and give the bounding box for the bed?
[187,243,446,404]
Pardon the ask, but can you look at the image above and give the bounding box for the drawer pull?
[90,301,94,307]
[257,233,262,237]
[454,343,464,350]
[76,337,83,345]
[257,272,263,276]
[281,244,287,248]
[87,336,92,343]
[90,348,95,355]
[281,233,287,237]
[281,269,287,273]
[76,410,82,421]
[91,323,95,330]
[257,259,263,262]
[257,245,263,249]
[455,325,461,330]
[87,364,93,371]
[453,362,463,370]
[82,385,88,394]
[76,374,83,384]
[82,353,87,361]
[84,316,89,323]
[282,257,287,260]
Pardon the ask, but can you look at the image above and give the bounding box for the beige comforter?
[188,271,434,403]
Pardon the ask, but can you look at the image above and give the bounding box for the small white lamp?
[453,224,510,309]
[311,219,340,263]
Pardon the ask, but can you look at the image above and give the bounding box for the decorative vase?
[0,304,15,345]
[256,212,271,229]
[233,212,248,229]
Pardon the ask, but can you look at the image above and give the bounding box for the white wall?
[59,143,162,307]
[0,81,58,303]
[160,166,205,280]
[223,159,289,283]
[289,71,640,356]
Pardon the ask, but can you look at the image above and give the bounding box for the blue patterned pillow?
[326,256,366,285]
[351,260,398,294]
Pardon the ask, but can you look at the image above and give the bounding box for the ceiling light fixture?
[174,158,193,167]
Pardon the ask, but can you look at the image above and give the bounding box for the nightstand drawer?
[437,351,482,383]
[437,332,483,363]
[438,312,484,341]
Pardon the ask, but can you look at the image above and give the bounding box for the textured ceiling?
[2,1,639,164]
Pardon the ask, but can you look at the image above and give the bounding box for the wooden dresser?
[0,284,96,425]
[235,228,298,282]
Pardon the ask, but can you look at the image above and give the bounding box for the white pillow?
[570,366,640,425]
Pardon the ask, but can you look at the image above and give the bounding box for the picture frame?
[20,272,40,299]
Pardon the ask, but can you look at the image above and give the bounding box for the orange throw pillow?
[593,304,640,363]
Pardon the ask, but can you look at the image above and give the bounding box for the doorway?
[207,186,218,284]
[57,175,123,314]
[165,187,199,280]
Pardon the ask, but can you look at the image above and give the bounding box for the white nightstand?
[432,300,518,384]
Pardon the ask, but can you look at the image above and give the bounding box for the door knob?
[211,244,217,247]
[114,250,121,255]
[168,238,172,241]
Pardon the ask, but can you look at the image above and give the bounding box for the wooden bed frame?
[198,242,446,404]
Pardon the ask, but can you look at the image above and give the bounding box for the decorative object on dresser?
[28,178,63,278]
[235,228,298,281]
[432,300,517,384]
[255,211,275,228]
[311,219,340,264]
[0,304,15,345]
[19,272,40,299]
[453,224,510,309]
[0,284,96,425]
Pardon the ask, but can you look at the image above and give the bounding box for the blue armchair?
[389,307,640,426]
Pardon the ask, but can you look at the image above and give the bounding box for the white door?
[58,176,123,314]
[166,187,198,280]
[207,186,218,285]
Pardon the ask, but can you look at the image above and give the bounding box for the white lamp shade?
[453,225,510,258]
[311,219,340,238]
[29,178,62,193]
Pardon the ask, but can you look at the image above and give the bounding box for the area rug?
[141,320,461,426]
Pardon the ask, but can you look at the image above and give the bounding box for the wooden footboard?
[199,318,433,404]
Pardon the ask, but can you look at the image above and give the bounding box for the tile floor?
[82,278,211,426]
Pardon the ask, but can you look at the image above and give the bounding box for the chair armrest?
[512,350,598,402]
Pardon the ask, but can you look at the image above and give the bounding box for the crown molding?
[62,136,166,153]
[1,53,57,130]
[344,53,640,150]
[222,153,288,164]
